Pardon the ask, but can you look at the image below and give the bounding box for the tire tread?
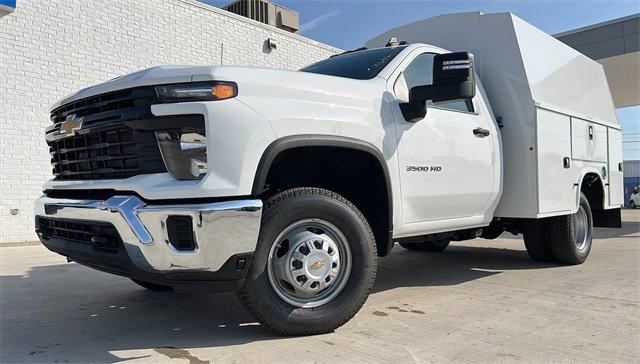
[239,187,377,336]
[545,193,592,265]
[522,220,556,262]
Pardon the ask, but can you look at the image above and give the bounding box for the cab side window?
[394,53,474,113]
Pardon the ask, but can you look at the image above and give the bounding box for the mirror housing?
[399,101,426,122]
[409,52,476,103]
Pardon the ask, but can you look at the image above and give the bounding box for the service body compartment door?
[536,108,573,214]
[571,118,608,162]
[608,128,623,206]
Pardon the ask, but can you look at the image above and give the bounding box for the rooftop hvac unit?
[222,0,299,33]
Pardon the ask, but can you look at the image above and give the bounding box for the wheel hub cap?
[267,219,351,308]
[289,237,340,294]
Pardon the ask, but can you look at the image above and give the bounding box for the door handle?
[473,127,490,137]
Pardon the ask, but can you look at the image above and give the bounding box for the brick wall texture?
[0,0,339,242]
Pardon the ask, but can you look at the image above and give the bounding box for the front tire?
[631,200,637,209]
[239,188,377,336]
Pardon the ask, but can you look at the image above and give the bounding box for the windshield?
[301,46,406,80]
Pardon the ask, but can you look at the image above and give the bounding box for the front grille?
[50,88,157,125]
[48,87,167,180]
[37,217,123,251]
[49,125,166,180]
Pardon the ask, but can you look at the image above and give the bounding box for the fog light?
[156,130,207,180]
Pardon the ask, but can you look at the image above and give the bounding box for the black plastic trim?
[38,235,253,293]
[252,134,394,256]
[125,115,204,131]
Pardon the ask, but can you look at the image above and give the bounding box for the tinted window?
[394,53,474,113]
[301,47,406,80]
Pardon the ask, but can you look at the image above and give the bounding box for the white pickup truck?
[35,12,622,335]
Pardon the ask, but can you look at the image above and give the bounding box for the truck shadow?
[373,243,552,293]
[1,242,558,362]
[2,213,636,363]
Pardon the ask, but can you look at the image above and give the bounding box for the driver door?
[389,51,496,227]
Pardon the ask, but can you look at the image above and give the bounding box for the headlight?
[155,81,237,102]
[156,129,207,180]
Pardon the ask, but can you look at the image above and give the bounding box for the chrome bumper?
[34,195,262,273]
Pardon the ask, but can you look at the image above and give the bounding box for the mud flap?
[592,208,622,228]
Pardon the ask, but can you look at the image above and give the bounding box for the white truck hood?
[52,65,383,112]
[51,65,221,110]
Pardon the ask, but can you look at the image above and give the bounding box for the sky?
[200,0,640,159]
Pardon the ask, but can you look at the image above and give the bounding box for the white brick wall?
[0,0,339,243]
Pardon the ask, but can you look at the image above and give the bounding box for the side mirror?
[409,52,476,103]
[399,101,426,122]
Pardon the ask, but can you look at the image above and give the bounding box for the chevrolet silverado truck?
[35,13,623,335]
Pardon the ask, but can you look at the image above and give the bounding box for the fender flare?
[251,134,394,256]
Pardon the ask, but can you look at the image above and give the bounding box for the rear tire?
[130,279,173,291]
[522,220,556,262]
[545,193,593,265]
[239,188,377,336]
[399,240,450,252]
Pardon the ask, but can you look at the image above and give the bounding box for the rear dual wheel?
[239,188,377,336]
[522,193,593,265]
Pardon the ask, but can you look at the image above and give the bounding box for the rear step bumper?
[34,195,262,290]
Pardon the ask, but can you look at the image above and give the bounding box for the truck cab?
[380,44,501,236]
[35,12,622,336]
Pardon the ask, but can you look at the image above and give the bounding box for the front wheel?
[631,200,637,209]
[239,188,377,336]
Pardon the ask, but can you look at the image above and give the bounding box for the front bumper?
[34,195,262,290]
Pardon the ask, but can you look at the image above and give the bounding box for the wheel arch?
[575,169,621,227]
[252,135,394,257]
[575,169,605,212]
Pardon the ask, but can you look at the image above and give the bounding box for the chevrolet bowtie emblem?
[310,260,326,270]
[58,114,84,137]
